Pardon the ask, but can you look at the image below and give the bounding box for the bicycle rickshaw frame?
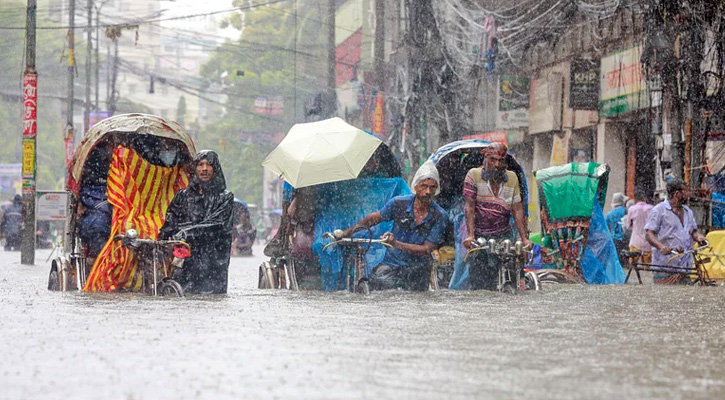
[258,141,406,292]
[321,230,393,294]
[48,113,197,292]
[533,162,611,284]
[427,139,530,290]
[622,242,715,286]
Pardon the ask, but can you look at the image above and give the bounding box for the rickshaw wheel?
[48,264,60,291]
[158,279,184,297]
[524,271,541,291]
[501,282,517,295]
[356,279,370,295]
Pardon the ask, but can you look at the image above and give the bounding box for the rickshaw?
[47,113,197,295]
[259,142,409,291]
[533,162,625,284]
[427,139,539,291]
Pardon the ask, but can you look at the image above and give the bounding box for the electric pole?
[21,0,38,265]
[66,0,76,167]
[95,5,100,109]
[326,0,336,118]
[84,0,92,133]
[374,0,384,89]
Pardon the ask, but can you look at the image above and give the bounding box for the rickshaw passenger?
[341,161,448,291]
[78,138,118,257]
[462,143,531,291]
[1,195,22,251]
[287,186,321,288]
[159,150,234,294]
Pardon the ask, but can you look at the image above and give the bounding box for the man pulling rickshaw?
[339,161,448,292]
[462,143,531,291]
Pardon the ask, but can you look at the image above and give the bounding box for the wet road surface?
[1,244,724,399]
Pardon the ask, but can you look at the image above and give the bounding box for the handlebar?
[665,239,710,264]
[114,234,191,251]
[322,231,393,252]
[464,238,530,262]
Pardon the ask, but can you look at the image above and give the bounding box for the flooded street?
[0,244,723,400]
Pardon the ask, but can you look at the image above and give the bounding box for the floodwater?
[1,244,724,400]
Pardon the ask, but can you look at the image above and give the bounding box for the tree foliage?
[199,1,326,205]
[0,1,89,195]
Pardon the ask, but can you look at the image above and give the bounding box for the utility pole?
[109,39,118,115]
[95,5,100,109]
[21,0,38,265]
[325,0,336,118]
[66,0,76,167]
[374,0,385,89]
[84,0,92,133]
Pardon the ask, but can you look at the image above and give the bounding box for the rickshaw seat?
[699,230,725,280]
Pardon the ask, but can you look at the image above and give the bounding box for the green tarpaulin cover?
[535,162,609,222]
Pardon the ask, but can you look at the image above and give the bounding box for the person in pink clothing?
[626,190,654,263]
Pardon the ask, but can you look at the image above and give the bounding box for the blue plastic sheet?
[447,199,471,289]
[311,178,411,291]
[712,192,725,228]
[449,197,624,288]
[580,202,626,284]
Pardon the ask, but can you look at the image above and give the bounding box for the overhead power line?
[0,0,290,30]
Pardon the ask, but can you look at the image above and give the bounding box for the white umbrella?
[262,117,382,188]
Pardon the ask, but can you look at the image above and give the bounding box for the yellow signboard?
[22,139,35,178]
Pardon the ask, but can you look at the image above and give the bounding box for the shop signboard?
[496,76,529,129]
[570,59,599,110]
[262,167,283,211]
[550,132,571,166]
[372,92,384,135]
[0,164,21,195]
[528,72,563,134]
[36,191,68,221]
[599,45,649,117]
[464,131,507,144]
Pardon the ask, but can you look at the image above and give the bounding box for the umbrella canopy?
[262,117,382,188]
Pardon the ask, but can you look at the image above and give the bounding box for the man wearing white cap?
[341,160,449,291]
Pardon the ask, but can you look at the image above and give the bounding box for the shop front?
[599,44,658,206]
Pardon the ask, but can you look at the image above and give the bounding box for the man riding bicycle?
[644,178,707,284]
[341,161,449,291]
[462,143,531,291]
[159,150,235,294]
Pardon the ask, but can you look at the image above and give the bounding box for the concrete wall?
[597,121,627,215]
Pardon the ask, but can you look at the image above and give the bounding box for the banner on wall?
[550,131,571,166]
[529,72,563,134]
[463,131,507,144]
[496,76,529,129]
[599,45,649,117]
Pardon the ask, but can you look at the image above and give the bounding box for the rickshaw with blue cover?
[428,139,540,291]
[258,142,410,291]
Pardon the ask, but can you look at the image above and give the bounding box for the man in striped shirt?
[462,143,530,290]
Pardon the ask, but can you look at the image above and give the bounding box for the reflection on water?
[1,246,724,399]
